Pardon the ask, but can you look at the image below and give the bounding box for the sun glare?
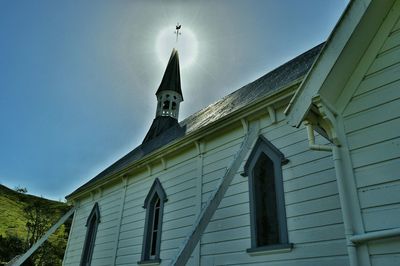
[155,25,198,68]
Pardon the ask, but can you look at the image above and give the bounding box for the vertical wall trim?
[112,177,129,265]
[194,140,205,265]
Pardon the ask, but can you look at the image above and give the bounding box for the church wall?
[64,103,349,266]
[342,4,400,265]
[115,148,200,265]
[199,106,348,266]
[63,182,123,265]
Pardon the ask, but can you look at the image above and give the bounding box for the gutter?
[350,228,400,244]
[303,121,358,266]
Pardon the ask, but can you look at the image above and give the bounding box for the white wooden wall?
[63,105,348,266]
[199,106,347,266]
[63,183,123,265]
[342,6,400,266]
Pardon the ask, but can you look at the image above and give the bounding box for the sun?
[155,25,198,68]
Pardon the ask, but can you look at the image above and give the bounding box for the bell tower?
[142,48,183,144]
[155,48,183,119]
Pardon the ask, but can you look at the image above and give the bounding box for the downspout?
[304,120,358,266]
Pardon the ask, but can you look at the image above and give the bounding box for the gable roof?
[66,43,323,200]
[285,0,397,127]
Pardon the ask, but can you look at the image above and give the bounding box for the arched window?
[139,178,167,264]
[243,136,292,253]
[80,202,100,266]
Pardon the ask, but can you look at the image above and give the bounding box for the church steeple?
[142,49,183,144]
[155,49,183,119]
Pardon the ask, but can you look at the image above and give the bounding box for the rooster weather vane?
[175,23,182,42]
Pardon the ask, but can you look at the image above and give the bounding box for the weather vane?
[175,23,182,42]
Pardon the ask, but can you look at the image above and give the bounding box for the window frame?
[80,202,101,266]
[243,136,292,254]
[138,178,167,265]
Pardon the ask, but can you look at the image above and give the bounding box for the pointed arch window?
[80,202,100,266]
[243,136,292,253]
[139,178,167,264]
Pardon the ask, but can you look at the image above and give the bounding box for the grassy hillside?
[0,184,71,265]
[0,184,69,238]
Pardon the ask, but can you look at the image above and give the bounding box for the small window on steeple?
[172,102,177,110]
[163,101,170,110]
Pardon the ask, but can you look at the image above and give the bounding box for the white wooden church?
[61,0,400,265]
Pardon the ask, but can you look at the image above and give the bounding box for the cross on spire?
[175,23,181,42]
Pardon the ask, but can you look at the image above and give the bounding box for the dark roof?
[66,43,324,199]
[156,48,183,98]
[142,116,182,144]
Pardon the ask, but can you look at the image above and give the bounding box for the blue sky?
[0,0,348,200]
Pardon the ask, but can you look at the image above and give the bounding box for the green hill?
[0,184,71,265]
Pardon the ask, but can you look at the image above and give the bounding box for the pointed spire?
[156,48,183,99]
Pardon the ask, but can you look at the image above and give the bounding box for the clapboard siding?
[199,109,344,265]
[63,182,123,265]
[225,256,350,266]
[340,9,400,265]
[66,114,344,265]
[201,239,347,265]
[362,203,400,232]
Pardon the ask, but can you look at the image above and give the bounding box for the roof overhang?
[285,0,396,127]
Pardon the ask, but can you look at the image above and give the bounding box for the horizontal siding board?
[350,138,400,168]
[203,141,242,166]
[347,118,400,151]
[370,254,400,266]
[344,79,400,117]
[205,214,250,234]
[289,223,345,244]
[286,209,343,231]
[203,155,232,176]
[204,126,244,152]
[163,214,194,231]
[283,155,333,181]
[225,256,350,266]
[118,227,143,241]
[202,226,250,244]
[355,62,400,96]
[368,237,400,255]
[355,157,400,188]
[284,168,335,192]
[367,43,400,75]
[115,254,140,265]
[344,98,400,133]
[203,239,347,263]
[362,203,400,231]
[201,238,251,255]
[358,180,400,209]
[381,27,400,52]
[211,202,249,221]
[219,192,249,208]
[286,194,340,218]
[285,181,338,205]
[268,128,306,149]
[164,205,197,223]
[202,168,226,185]
[162,225,192,240]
